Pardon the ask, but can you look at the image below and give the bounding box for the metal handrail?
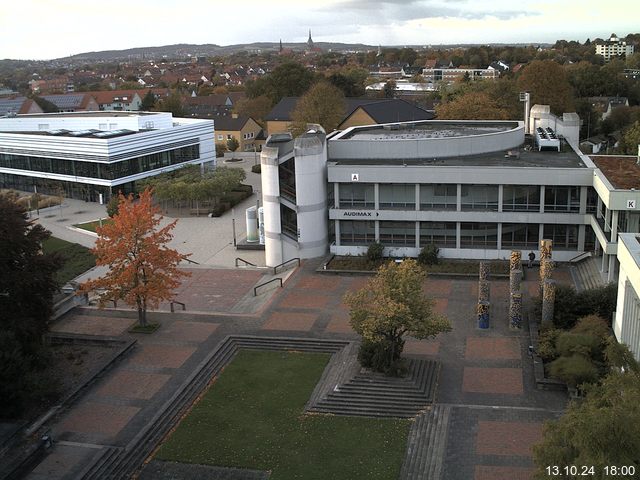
[273,257,300,275]
[254,278,283,296]
[568,251,592,263]
[170,301,186,313]
[235,257,257,267]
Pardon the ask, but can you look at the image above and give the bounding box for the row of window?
[338,184,586,212]
[0,145,200,181]
[339,220,585,250]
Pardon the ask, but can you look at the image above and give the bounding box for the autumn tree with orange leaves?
[81,188,190,326]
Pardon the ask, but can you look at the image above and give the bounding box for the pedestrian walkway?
[25,259,571,480]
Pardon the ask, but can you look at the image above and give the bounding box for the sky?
[1,0,639,60]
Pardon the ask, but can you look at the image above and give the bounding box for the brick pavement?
[26,260,573,480]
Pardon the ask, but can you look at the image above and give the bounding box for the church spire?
[279,39,283,53]
[307,29,314,50]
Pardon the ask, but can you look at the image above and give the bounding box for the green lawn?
[157,350,410,480]
[73,218,112,233]
[42,237,95,284]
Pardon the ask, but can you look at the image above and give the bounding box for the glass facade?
[461,185,499,211]
[543,224,578,249]
[460,223,498,248]
[502,223,539,249]
[340,220,375,245]
[420,222,456,247]
[0,144,199,181]
[280,204,298,240]
[544,186,580,212]
[379,221,416,246]
[339,183,374,209]
[503,185,540,212]
[420,184,457,210]
[379,184,415,210]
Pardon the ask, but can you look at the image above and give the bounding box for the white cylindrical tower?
[261,144,283,267]
[294,132,329,259]
[245,206,258,242]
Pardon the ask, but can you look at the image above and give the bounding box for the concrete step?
[399,404,451,480]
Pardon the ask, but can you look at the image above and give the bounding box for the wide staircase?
[307,359,440,418]
[572,256,607,291]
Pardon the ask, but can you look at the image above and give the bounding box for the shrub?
[215,142,227,157]
[366,242,384,262]
[571,315,610,339]
[227,137,239,152]
[251,164,261,174]
[106,195,119,217]
[417,244,439,266]
[358,338,407,376]
[537,327,560,362]
[555,332,602,359]
[548,354,599,388]
[575,283,617,326]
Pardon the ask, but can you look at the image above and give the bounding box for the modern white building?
[0,111,215,201]
[596,34,635,62]
[260,105,640,288]
[615,233,640,360]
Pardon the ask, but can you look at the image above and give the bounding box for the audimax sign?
[342,210,379,217]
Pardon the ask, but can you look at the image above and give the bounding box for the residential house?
[214,114,263,151]
[264,97,435,136]
[41,93,99,112]
[0,96,43,116]
[85,90,144,111]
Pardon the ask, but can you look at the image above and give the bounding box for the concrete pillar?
[604,208,611,232]
[261,146,283,267]
[579,186,588,215]
[578,225,586,251]
[497,223,503,251]
[542,279,557,326]
[456,222,461,249]
[456,184,462,212]
[374,183,379,210]
[509,291,522,330]
[596,196,603,219]
[335,220,341,247]
[498,185,503,213]
[602,252,608,273]
[510,269,522,294]
[510,250,522,271]
[479,261,490,303]
[539,238,553,260]
[477,300,490,329]
[540,258,555,296]
[539,185,545,213]
[611,210,619,242]
[415,221,420,249]
[608,254,617,283]
[415,184,420,211]
[333,183,339,209]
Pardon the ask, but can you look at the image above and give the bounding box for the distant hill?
[58,41,550,62]
[59,42,377,61]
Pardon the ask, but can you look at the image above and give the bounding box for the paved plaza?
[24,256,572,480]
[20,166,573,480]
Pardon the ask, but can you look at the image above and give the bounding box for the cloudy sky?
[1,0,638,60]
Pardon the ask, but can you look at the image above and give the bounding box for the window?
[379,184,415,210]
[379,221,416,246]
[544,186,580,212]
[461,185,498,211]
[420,222,456,247]
[501,223,539,249]
[217,134,223,140]
[503,186,540,212]
[339,183,374,209]
[226,134,232,140]
[460,223,498,248]
[543,224,578,250]
[281,204,298,240]
[420,184,457,210]
[340,220,375,245]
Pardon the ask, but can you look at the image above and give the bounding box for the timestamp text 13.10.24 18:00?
[546,465,637,477]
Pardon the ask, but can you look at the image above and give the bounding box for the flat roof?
[338,121,519,141]
[330,144,587,168]
[15,111,157,118]
[0,128,142,139]
[591,155,640,190]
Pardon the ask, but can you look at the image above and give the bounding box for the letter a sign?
[351,173,359,182]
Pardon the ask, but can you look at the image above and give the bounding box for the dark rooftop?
[330,144,586,168]
[591,155,640,189]
[340,121,517,140]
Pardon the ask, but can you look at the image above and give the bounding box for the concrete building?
[615,233,640,360]
[259,105,640,283]
[596,34,635,62]
[0,111,214,201]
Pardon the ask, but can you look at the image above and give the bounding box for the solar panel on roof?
[68,129,97,137]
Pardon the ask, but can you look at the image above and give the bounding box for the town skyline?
[1,0,638,61]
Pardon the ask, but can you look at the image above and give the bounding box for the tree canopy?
[290,81,346,136]
[344,259,451,373]
[245,61,317,104]
[517,60,575,115]
[0,194,60,416]
[533,369,640,478]
[436,91,510,120]
[81,188,190,326]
